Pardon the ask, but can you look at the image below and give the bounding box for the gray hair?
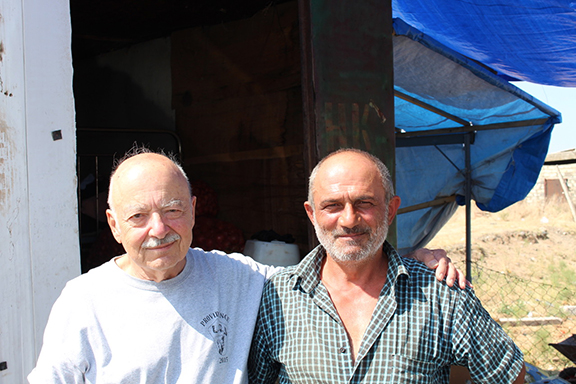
[307,148,395,209]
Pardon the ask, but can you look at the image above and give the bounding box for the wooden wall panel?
[171,1,309,253]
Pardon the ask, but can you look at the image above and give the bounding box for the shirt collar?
[289,241,410,293]
[383,241,410,287]
[289,244,324,294]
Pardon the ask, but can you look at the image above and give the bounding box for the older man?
[28,149,463,383]
[249,148,526,383]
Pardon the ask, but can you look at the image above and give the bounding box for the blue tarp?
[392,0,576,87]
[391,19,562,253]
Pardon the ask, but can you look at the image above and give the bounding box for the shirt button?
[339,347,347,353]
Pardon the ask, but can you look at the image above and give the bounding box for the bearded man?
[249,148,526,384]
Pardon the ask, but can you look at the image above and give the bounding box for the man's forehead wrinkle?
[112,157,192,203]
[318,192,377,205]
[321,175,379,192]
[121,198,184,213]
[124,202,148,212]
[322,162,378,183]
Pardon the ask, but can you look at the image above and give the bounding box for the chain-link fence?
[469,262,575,373]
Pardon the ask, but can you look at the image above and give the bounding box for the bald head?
[108,152,191,213]
[307,149,394,209]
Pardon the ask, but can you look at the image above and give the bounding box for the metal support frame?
[464,132,473,282]
[397,131,476,282]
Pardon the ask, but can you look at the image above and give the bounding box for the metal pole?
[465,133,472,282]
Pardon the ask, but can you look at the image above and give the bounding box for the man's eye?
[128,213,145,222]
[357,201,374,208]
[166,209,183,218]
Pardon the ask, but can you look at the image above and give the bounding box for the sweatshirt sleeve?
[28,282,90,384]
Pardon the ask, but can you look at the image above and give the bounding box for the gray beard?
[313,215,389,263]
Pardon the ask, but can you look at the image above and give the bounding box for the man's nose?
[338,203,360,228]
[148,212,169,238]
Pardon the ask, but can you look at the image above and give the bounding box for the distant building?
[526,149,576,204]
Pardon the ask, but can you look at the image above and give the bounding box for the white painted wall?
[0,0,79,382]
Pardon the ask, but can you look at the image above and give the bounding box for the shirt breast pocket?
[389,354,446,383]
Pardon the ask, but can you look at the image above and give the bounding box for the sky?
[514,81,576,154]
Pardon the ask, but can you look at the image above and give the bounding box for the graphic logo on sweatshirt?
[201,311,230,357]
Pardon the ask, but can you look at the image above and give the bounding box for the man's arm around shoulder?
[512,363,526,384]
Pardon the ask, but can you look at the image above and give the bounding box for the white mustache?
[142,233,181,249]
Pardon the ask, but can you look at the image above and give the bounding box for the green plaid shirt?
[249,242,524,383]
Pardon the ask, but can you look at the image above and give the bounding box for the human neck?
[115,255,186,282]
[320,249,388,287]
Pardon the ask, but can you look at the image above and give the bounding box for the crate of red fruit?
[192,216,245,254]
[190,180,219,217]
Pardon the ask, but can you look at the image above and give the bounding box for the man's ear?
[190,196,197,229]
[106,209,122,244]
[304,201,315,225]
[191,195,197,213]
[387,196,402,225]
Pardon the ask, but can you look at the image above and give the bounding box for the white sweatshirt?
[28,248,278,384]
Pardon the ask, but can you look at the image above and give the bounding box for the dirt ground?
[426,197,576,373]
[428,197,576,280]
